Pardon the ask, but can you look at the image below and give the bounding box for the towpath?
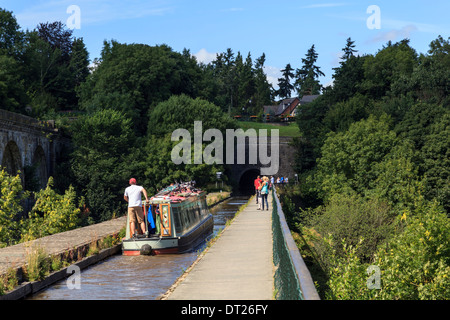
[165,194,274,300]
[0,216,127,278]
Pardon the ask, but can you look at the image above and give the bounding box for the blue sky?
[2,0,449,89]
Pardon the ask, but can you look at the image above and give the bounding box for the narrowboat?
[122,182,214,256]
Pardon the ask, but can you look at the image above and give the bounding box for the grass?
[237,121,300,137]
[0,268,18,295]
[206,191,231,207]
[25,244,50,282]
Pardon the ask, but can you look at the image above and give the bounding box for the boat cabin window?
[169,194,210,236]
[172,206,182,234]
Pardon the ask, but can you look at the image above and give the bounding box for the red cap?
[129,178,137,185]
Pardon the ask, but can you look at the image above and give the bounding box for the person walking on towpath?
[260,176,269,211]
[124,178,149,237]
[254,175,262,205]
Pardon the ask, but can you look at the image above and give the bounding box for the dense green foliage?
[0,169,82,247]
[0,169,23,246]
[0,7,275,222]
[69,109,137,222]
[77,42,202,136]
[1,6,449,299]
[283,36,450,299]
[0,9,90,116]
[294,44,325,97]
[20,177,81,241]
[143,94,237,192]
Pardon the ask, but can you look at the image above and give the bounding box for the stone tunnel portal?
[238,168,260,195]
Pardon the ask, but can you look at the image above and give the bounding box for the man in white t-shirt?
[124,178,149,237]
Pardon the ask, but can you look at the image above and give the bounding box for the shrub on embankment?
[0,169,82,247]
[278,178,450,299]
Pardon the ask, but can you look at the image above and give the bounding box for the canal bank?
[0,216,126,299]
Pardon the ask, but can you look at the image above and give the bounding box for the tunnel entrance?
[238,169,260,195]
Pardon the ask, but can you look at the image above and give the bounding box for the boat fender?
[140,244,152,255]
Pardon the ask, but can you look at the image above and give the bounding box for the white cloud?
[15,0,174,29]
[263,66,282,89]
[324,79,334,88]
[327,12,450,36]
[367,24,418,44]
[382,19,449,35]
[193,48,217,65]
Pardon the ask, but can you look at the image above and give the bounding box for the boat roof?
[149,181,205,204]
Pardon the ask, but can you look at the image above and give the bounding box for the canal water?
[28,196,250,300]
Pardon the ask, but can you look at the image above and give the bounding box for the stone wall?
[0,109,69,188]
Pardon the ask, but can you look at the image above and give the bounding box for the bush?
[320,199,450,300]
[21,177,81,240]
[0,169,25,246]
[304,193,394,267]
[324,238,374,300]
[373,200,450,299]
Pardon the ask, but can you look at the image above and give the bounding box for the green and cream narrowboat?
[122,183,214,255]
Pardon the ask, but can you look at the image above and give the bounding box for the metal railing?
[272,187,320,300]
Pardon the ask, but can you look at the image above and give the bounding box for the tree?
[208,49,274,116]
[306,193,394,266]
[322,93,372,132]
[252,53,273,113]
[294,94,332,172]
[69,109,137,222]
[147,94,236,138]
[428,35,450,66]
[0,8,24,57]
[0,169,24,247]
[212,48,238,115]
[0,54,29,112]
[276,63,295,99]
[0,9,28,113]
[320,199,450,300]
[391,36,450,103]
[419,111,450,213]
[78,41,202,136]
[361,39,418,100]
[341,37,357,60]
[144,95,237,192]
[331,39,367,102]
[236,52,256,114]
[315,114,421,205]
[21,177,81,240]
[69,37,90,88]
[19,22,89,115]
[37,21,73,60]
[295,45,325,97]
